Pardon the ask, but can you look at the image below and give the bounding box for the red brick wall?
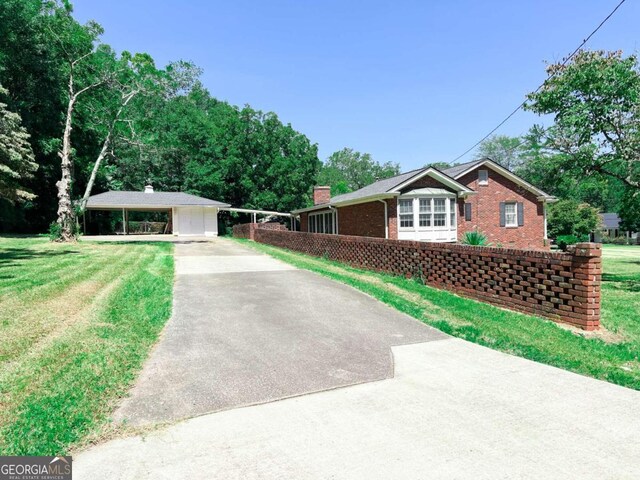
[338,202,386,238]
[253,229,601,330]
[456,166,547,250]
[233,222,287,240]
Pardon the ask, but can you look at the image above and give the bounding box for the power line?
[449,0,627,164]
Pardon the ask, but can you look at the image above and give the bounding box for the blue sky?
[73,1,639,171]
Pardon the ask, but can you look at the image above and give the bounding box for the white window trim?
[308,210,337,234]
[504,202,518,228]
[398,195,457,232]
[478,169,489,186]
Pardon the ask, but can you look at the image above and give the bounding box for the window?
[504,202,517,227]
[309,211,336,234]
[478,169,488,185]
[419,198,431,227]
[399,199,414,228]
[433,198,446,227]
[450,199,456,228]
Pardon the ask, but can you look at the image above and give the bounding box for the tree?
[318,148,400,194]
[474,134,526,171]
[525,50,640,192]
[47,2,113,241]
[619,189,640,233]
[0,85,37,202]
[424,161,451,170]
[546,199,600,240]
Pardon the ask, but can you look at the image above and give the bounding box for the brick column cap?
[573,242,602,258]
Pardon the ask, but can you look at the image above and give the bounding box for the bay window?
[398,193,457,243]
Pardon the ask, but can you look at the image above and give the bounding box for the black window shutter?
[499,202,506,227]
[464,203,472,221]
[517,202,524,226]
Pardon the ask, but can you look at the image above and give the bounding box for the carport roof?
[86,191,229,209]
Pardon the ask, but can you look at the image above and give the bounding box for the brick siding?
[456,165,547,250]
[252,229,601,330]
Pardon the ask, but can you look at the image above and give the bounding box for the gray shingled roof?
[601,213,620,229]
[329,168,426,204]
[86,191,229,208]
[440,159,484,178]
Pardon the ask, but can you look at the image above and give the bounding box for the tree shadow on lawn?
[602,273,640,292]
[0,247,80,267]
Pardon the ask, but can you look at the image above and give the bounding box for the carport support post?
[122,208,127,235]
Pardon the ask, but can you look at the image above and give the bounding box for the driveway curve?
[113,238,447,425]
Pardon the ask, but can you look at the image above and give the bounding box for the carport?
[85,186,230,237]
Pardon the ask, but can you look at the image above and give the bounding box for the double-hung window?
[504,202,517,227]
[419,199,431,227]
[433,198,446,227]
[450,198,456,227]
[399,199,414,228]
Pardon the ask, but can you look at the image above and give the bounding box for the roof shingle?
[86,191,229,208]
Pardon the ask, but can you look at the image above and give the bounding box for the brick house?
[292,158,557,250]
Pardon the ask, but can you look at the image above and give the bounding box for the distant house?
[596,213,639,243]
[293,158,556,250]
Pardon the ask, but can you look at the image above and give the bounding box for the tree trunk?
[80,129,111,211]
[56,95,77,242]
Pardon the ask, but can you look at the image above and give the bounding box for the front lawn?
[236,239,640,390]
[0,236,174,455]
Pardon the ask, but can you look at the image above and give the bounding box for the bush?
[48,221,62,241]
[461,230,490,246]
[547,199,600,239]
[556,234,579,251]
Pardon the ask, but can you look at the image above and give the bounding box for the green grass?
[0,236,174,455]
[235,239,640,390]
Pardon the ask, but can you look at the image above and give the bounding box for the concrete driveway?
[113,238,447,425]
[76,238,640,479]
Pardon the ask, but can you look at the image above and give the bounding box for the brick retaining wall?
[232,222,288,240]
[251,229,601,330]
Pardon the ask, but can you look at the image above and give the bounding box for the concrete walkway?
[76,238,640,478]
[77,339,640,479]
[113,238,447,425]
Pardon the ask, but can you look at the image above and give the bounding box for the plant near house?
[547,199,599,240]
[556,234,580,251]
[461,230,490,246]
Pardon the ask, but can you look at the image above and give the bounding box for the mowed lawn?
[0,236,174,455]
[237,239,640,390]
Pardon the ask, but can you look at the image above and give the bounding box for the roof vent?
[144,185,154,193]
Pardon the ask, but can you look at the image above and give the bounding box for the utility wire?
[449,0,627,164]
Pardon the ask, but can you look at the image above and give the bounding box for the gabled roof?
[292,167,474,214]
[441,159,484,178]
[601,213,620,229]
[440,157,556,201]
[86,191,229,209]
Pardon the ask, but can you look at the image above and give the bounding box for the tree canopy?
[0,0,321,235]
[318,148,400,195]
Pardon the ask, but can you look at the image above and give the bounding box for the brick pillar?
[248,223,257,240]
[569,243,602,330]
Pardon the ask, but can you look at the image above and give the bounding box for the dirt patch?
[555,322,627,344]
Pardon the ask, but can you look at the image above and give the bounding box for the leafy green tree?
[619,189,640,233]
[474,134,526,171]
[424,161,451,170]
[525,50,640,192]
[318,148,400,194]
[0,85,37,202]
[547,199,600,240]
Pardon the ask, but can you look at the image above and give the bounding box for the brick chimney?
[313,186,331,205]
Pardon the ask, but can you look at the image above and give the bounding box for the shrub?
[461,230,490,246]
[556,234,579,251]
[48,221,62,241]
